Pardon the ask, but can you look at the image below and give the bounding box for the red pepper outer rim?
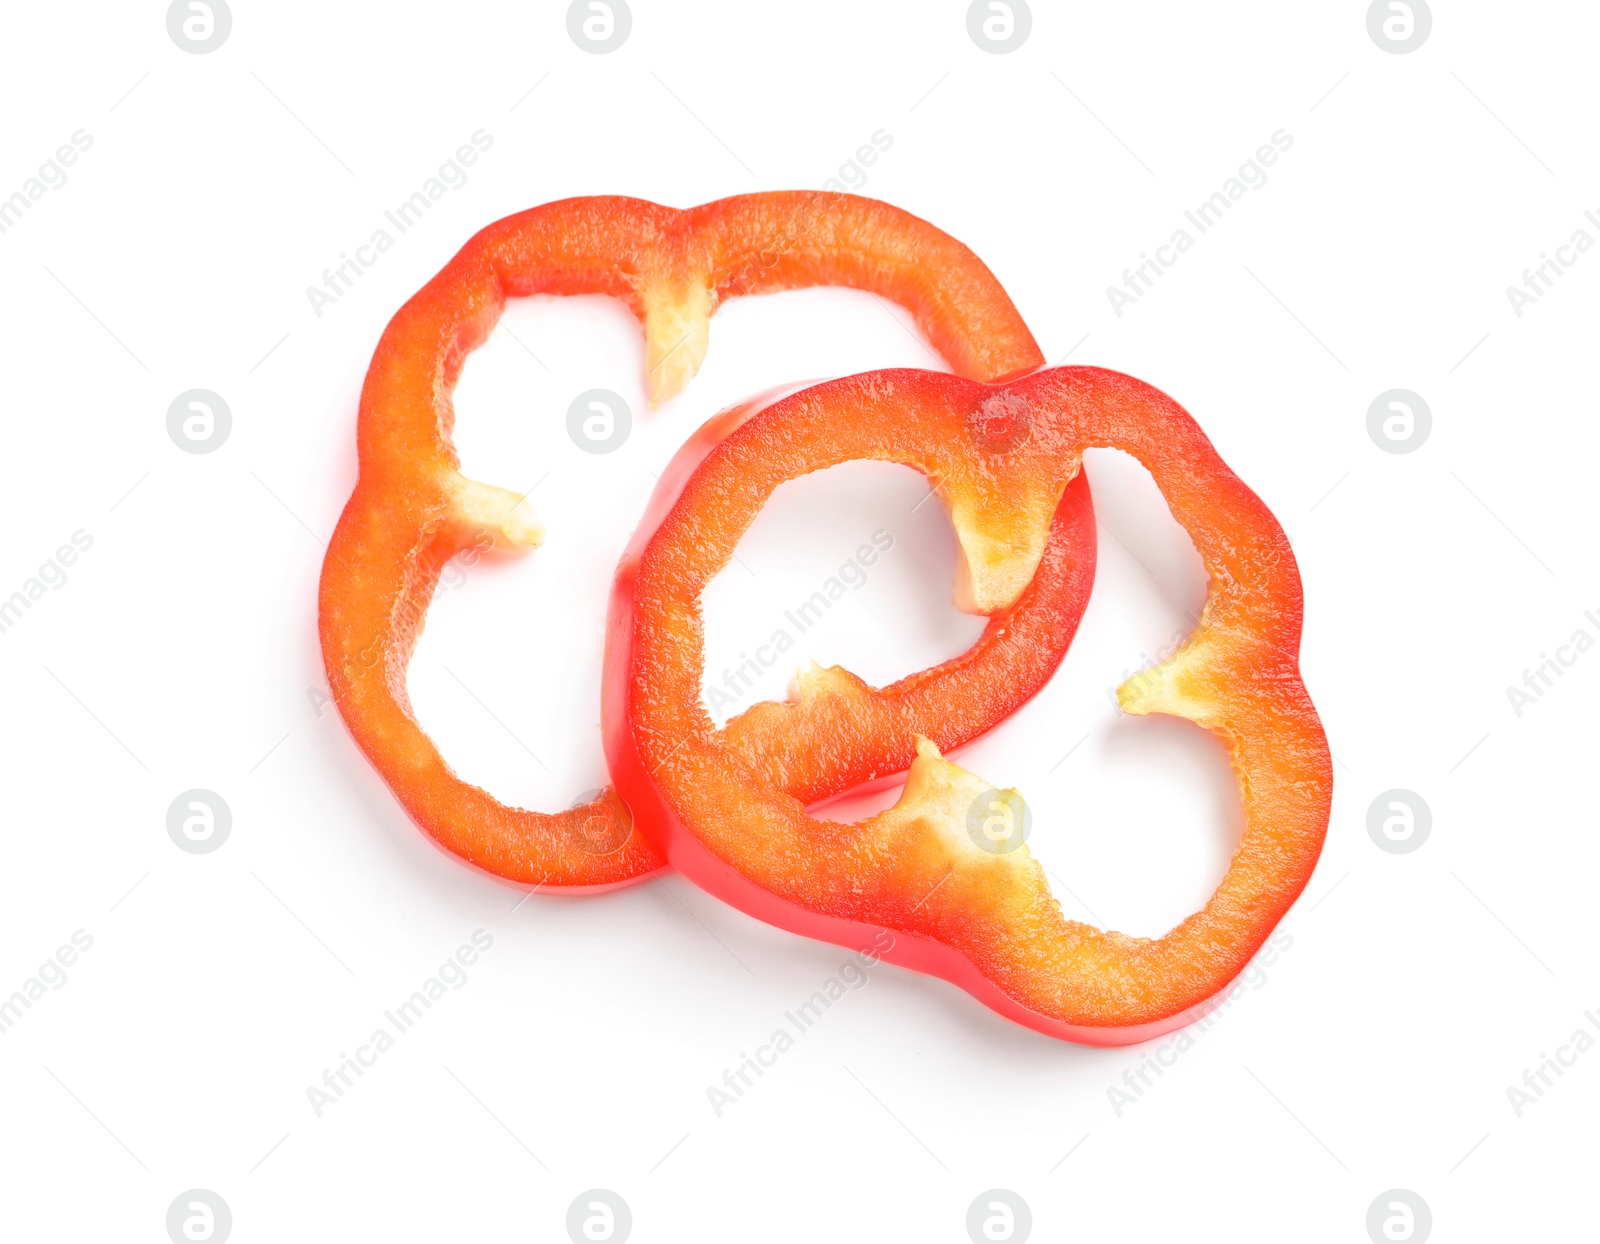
[604,366,1332,1044]
[318,191,1098,891]
[607,533,1212,1050]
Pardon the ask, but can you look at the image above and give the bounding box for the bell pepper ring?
[318,191,1099,891]
[603,366,1331,1043]
[636,391,1096,812]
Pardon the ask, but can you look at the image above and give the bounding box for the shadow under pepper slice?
[604,366,1331,1042]
[319,192,1098,891]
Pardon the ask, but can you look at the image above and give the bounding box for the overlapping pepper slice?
[318,191,1099,891]
[604,366,1332,1043]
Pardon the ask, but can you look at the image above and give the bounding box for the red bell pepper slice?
[319,193,1097,891]
[604,366,1331,1042]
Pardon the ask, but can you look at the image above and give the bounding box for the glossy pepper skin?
[318,192,1097,891]
[604,366,1332,1043]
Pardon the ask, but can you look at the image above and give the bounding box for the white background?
[1,1,1595,1240]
